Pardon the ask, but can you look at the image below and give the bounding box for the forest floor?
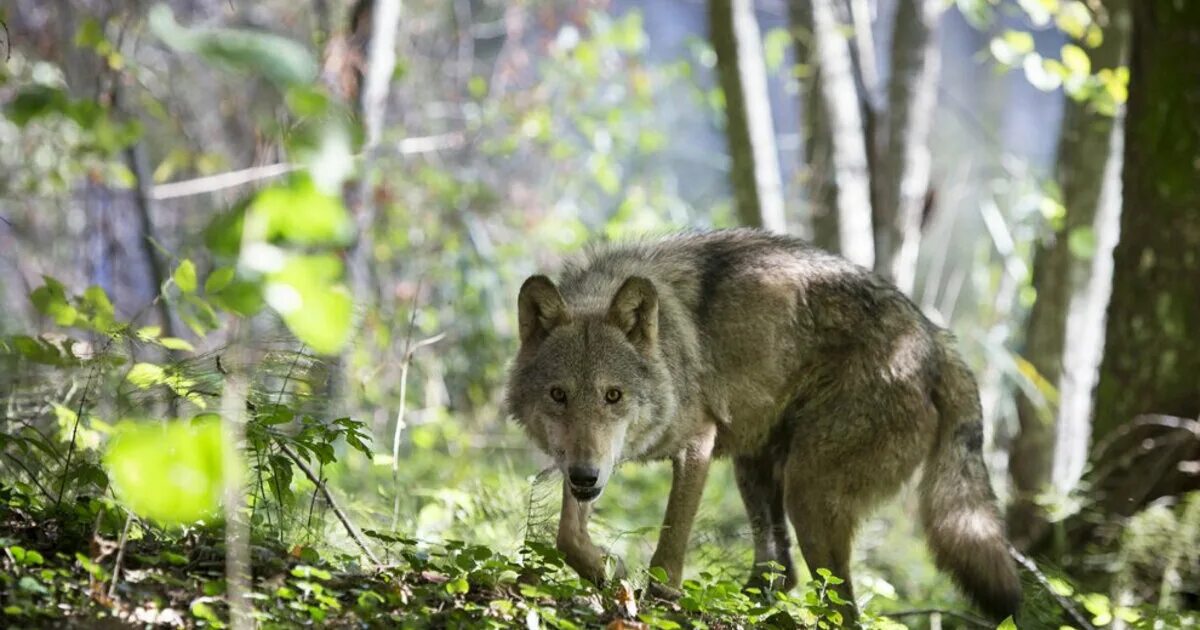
[0,495,864,629]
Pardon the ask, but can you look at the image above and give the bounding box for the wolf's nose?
[568,465,600,488]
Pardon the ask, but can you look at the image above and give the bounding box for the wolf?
[505,229,1022,621]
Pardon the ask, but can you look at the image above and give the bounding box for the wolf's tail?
[920,339,1022,621]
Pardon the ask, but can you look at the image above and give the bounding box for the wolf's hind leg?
[734,453,796,592]
[783,470,860,624]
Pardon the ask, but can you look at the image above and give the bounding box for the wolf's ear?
[518,275,568,345]
[606,276,658,353]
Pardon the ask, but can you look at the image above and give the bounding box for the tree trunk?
[873,0,942,294]
[793,0,874,267]
[1041,0,1200,558]
[1094,0,1200,443]
[1007,0,1130,549]
[348,0,403,305]
[791,2,839,252]
[709,0,787,232]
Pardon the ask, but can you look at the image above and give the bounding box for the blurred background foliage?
[0,0,1197,627]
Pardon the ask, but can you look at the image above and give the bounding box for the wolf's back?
[920,337,1022,620]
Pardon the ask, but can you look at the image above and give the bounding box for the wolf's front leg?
[648,422,717,596]
[556,480,624,585]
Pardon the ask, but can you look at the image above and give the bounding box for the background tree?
[1008,0,1130,549]
[708,0,786,232]
[1087,0,1200,525]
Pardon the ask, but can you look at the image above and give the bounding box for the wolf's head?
[506,274,670,502]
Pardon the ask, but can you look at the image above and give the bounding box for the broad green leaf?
[30,278,78,327]
[265,255,353,354]
[174,260,198,293]
[7,85,69,126]
[648,566,668,584]
[204,267,235,294]
[208,279,265,317]
[103,417,229,524]
[246,177,353,246]
[148,4,318,89]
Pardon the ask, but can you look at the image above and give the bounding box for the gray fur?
[505,229,1021,620]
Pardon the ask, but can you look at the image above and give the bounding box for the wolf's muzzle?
[569,485,603,502]
[568,464,603,501]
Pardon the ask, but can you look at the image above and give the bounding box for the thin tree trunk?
[792,3,840,252]
[1008,0,1130,549]
[794,0,874,267]
[709,0,787,232]
[873,0,942,293]
[348,0,402,304]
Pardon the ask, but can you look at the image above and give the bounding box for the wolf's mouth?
[570,486,603,502]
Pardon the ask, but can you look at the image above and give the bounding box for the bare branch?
[150,163,300,200]
[279,441,382,567]
[1008,544,1096,630]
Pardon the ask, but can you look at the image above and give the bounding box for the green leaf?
[1068,226,1097,259]
[265,255,353,355]
[159,337,196,352]
[997,616,1018,630]
[7,85,69,126]
[204,267,235,294]
[1055,1,1092,40]
[126,363,167,389]
[209,279,265,317]
[762,28,791,72]
[103,417,230,525]
[75,18,106,48]
[648,566,668,584]
[246,176,353,246]
[31,279,79,327]
[1060,44,1090,78]
[174,260,198,293]
[148,4,318,89]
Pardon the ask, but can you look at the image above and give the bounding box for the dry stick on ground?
[278,441,382,567]
[107,510,135,599]
[1008,544,1096,630]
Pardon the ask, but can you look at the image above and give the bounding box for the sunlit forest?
[0,0,1196,627]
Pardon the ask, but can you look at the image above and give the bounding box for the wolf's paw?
[644,580,683,601]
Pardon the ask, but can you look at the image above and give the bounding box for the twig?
[2,452,54,501]
[1091,414,1200,457]
[883,608,990,628]
[278,441,382,567]
[397,132,466,154]
[107,510,135,599]
[390,329,446,530]
[149,163,300,200]
[1008,544,1096,630]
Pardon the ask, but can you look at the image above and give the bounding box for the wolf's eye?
[605,388,622,404]
[549,387,567,404]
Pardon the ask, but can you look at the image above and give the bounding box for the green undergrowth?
[0,490,885,629]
